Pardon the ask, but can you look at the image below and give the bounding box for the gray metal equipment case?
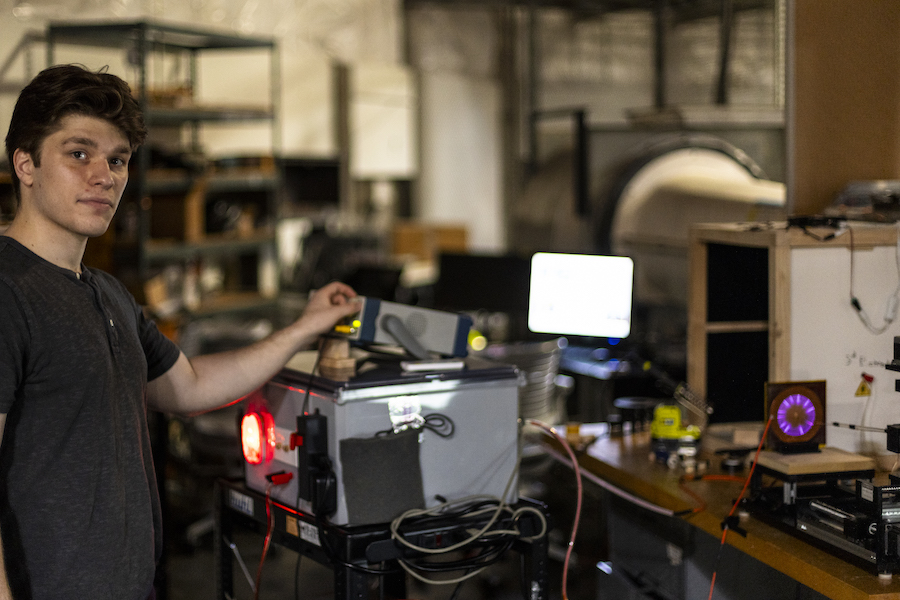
[243,353,521,526]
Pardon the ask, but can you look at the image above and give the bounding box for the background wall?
[1,0,786,255]
[0,0,403,160]
[406,3,784,255]
[407,7,505,252]
[789,242,900,460]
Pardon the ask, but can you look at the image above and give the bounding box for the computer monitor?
[527,253,634,339]
[431,253,533,341]
[433,253,531,314]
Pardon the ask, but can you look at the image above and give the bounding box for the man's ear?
[12,148,35,188]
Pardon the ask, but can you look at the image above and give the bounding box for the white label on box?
[229,490,254,517]
[300,521,320,546]
[298,498,313,515]
[389,396,423,432]
[861,482,874,502]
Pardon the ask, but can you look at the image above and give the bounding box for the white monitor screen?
[528,253,634,339]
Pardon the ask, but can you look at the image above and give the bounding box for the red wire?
[254,484,275,600]
[727,417,773,520]
[701,475,748,483]
[530,420,582,600]
[707,416,774,600]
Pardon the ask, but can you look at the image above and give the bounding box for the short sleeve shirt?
[0,236,181,600]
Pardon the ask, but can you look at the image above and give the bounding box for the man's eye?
[71,150,86,159]
[110,157,126,167]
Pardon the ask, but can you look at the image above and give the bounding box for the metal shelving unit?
[46,20,281,317]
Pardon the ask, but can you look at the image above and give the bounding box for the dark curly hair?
[5,64,147,202]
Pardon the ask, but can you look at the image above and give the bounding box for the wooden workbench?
[555,430,900,600]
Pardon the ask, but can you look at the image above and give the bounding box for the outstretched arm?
[147,282,360,416]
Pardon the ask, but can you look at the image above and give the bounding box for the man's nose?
[89,160,114,187]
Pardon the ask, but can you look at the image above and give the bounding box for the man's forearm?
[147,282,360,416]
[151,324,311,416]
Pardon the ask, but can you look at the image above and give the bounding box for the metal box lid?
[272,352,519,403]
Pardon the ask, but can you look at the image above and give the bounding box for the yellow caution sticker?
[855,379,872,397]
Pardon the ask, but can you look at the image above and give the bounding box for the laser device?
[336,296,473,359]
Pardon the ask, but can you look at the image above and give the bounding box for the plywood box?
[756,447,874,476]
[688,221,900,455]
[790,1,900,215]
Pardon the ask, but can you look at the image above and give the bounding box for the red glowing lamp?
[241,411,275,464]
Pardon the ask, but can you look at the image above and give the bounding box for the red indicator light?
[241,411,276,465]
[264,412,275,459]
[241,413,264,464]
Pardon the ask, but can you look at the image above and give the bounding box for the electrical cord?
[707,415,774,600]
[421,413,455,438]
[254,483,275,600]
[848,223,900,334]
[542,444,677,517]
[300,339,325,416]
[789,215,848,242]
[293,549,303,600]
[525,419,582,600]
[396,498,501,526]
[677,473,749,517]
[248,471,295,599]
[389,442,526,559]
[793,218,900,334]
[386,420,548,588]
[374,412,456,438]
[390,497,547,560]
[415,541,515,571]
[294,339,326,599]
[392,500,535,557]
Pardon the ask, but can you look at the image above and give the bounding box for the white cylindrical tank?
[610,144,786,308]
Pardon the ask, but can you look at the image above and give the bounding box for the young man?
[0,65,359,600]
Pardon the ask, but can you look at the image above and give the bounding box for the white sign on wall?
[789,242,900,458]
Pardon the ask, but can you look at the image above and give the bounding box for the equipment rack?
[214,478,551,600]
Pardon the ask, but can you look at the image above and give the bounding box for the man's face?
[14,113,132,240]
